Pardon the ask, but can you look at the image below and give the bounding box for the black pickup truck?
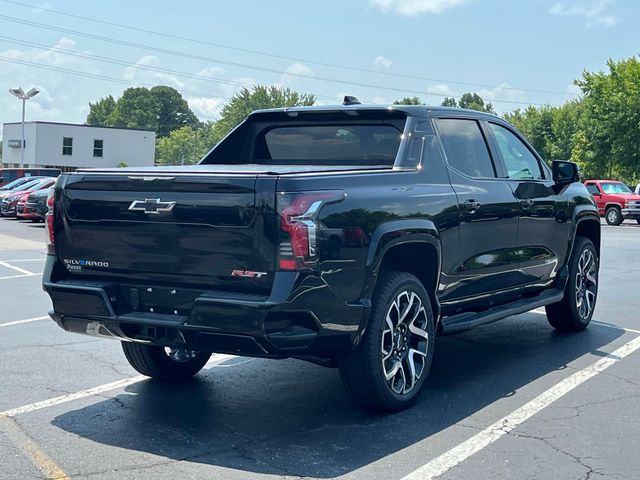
[43,102,600,412]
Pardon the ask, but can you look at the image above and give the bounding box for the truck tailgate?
[55,173,276,293]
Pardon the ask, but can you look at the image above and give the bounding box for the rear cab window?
[585,183,601,195]
[201,110,409,168]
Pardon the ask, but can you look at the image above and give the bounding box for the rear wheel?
[546,237,598,332]
[121,342,211,380]
[339,271,435,412]
[605,207,622,226]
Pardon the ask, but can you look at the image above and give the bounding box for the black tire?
[605,206,622,226]
[121,342,211,380]
[546,237,598,332]
[636,219,640,225]
[339,271,435,412]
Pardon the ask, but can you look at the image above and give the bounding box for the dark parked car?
[1,178,55,217]
[23,187,51,222]
[0,176,49,200]
[43,102,600,412]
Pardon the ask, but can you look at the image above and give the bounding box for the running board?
[440,288,564,334]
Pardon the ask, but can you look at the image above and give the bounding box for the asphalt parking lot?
[1,216,639,480]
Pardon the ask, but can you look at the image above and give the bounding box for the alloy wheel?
[575,248,597,319]
[381,290,429,395]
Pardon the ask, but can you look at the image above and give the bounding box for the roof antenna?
[343,95,361,105]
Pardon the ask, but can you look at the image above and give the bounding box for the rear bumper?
[43,255,367,358]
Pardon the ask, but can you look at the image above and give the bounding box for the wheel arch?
[362,220,442,322]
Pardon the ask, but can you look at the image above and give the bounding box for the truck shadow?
[51,313,626,478]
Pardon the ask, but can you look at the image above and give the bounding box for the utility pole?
[9,87,40,168]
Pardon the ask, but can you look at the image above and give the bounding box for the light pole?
[9,87,40,168]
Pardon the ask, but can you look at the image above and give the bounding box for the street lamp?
[9,86,40,168]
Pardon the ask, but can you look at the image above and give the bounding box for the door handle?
[464,200,481,211]
[521,199,534,209]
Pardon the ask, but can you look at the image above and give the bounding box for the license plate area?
[121,286,200,316]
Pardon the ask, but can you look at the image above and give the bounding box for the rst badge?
[128,198,176,215]
[231,270,268,279]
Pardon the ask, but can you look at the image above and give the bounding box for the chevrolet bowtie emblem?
[128,198,176,215]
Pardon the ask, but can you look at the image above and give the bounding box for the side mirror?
[552,160,579,185]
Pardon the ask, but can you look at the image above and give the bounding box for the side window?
[586,184,600,195]
[435,119,496,178]
[62,137,73,156]
[489,123,543,180]
[93,139,104,158]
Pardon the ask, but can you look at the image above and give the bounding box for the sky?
[0,0,638,130]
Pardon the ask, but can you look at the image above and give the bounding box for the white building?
[1,121,155,171]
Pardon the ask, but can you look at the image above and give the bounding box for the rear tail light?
[45,188,56,255]
[277,190,345,270]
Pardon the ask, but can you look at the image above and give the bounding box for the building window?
[62,137,73,156]
[93,139,104,158]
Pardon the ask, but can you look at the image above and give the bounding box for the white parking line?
[0,316,50,328]
[0,353,235,418]
[400,333,640,480]
[0,272,42,281]
[0,260,36,276]
[527,308,640,334]
[0,258,44,263]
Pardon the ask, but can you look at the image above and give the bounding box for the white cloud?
[372,96,387,104]
[374,55,393,69]
[123,55,186,89]
[550,0,618,27]
[370,0,474,16]
[187,97,227,120]
[476,82,526,114]
[280,62,314,85]
[426,83,453,95]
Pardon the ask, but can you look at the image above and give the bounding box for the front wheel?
[339,271,435,412]
[605,207,622,226]
[546,237,598,332]
[121,342,211,380]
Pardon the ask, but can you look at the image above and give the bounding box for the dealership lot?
[1,217,639,480]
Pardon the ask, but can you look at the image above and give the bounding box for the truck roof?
[250,104,500,121]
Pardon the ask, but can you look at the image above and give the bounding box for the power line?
[0,0,578,98]
[0,36,338,102]
[0,13,560,107]
[0,55,231,101]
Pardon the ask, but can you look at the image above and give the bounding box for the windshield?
[601,182,632,194]
[1,178,29,190]
[13,179,42,192]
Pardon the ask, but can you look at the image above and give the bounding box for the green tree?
[156,123,217,166]
[457,92,495,114]
[441,97,457,107]
[86,86,199,137]
[574,57,640,180]
[107,87,159,131]
[212,86,315,142]
[393,96,423,105]
[150,86,199,137]
[86,95,117,126]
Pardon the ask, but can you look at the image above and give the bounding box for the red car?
[16,194,37,221]
[0,178,55,217]
[584,179,640,225]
